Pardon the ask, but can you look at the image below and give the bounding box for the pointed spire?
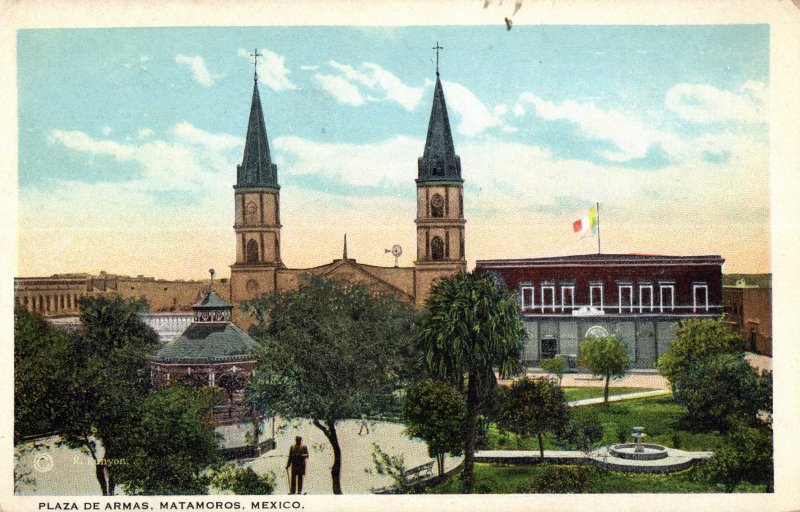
[417,75,462,182]
[343,234,348,259]
[236,80,279,189]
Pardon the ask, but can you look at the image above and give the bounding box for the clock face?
[431,194,444,208]
[246,202,257,215]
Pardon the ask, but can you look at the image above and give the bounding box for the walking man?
[286,436,309,495]
[358,414,370,436]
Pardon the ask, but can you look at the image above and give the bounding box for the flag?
[573,204,598,237]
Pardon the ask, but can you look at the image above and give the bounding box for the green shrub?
[520,464,599,493]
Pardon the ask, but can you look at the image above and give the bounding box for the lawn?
[562,387,652,402]
[426,463,767,494]
[488,396,722,452]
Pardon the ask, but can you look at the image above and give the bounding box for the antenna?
[384,245,403,267]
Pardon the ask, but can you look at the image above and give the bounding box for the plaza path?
[16,419,458,496]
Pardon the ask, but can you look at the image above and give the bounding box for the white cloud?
[362,63,425,111]
[175,54,216,86]
[173,122,242,151]
[139,55,151,63]
[300,65,319,71]
[493,104,509,116]
[439,80,502,136]
[138,128,154,139]
[665,82,767,124]
[237,48,297,91]
[315,74,366,106]
[519,92,659,161]
[316,60,424,111]
[275,135,420,186]
[101,126,112,136]
[49,129,135,160]
[48,123,242,192]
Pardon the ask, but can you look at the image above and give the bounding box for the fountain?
[607,426,668,461]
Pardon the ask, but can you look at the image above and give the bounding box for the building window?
[431,194,445,218]
[693,283,709,312]
[659,284,675,312]
[541,285,556,313]
[246,239,259,263]
[521,286,535,311]
[540,337,558,360]
[639,285,654,312]
[431,236,445,261]
[618,285,633,313]
[561,286,575,312]
[590,285,604,310]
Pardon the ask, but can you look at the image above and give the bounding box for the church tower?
[230,63,282,310]
[414,50,467,306]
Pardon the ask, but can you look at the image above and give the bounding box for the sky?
[16,24,770,279]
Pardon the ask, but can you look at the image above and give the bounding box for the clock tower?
[230,63,282,310]
[413,51,467,306]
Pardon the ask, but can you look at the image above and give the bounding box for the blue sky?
[17,25,770,278]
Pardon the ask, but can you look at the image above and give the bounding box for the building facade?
[723,278,772,356]
[476,254,725,369]
[14,272,230,317]
[228,68,466,326]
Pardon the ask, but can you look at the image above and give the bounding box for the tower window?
[431,236,445,261]
[431,194,445,218]
[246,239,259,263]
[432,157,444,176]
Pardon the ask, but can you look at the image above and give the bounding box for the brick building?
[475,254,725,369]
[723,277,772,356]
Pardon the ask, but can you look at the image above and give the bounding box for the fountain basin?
[608,443,669,461]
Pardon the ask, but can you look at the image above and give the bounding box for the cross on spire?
[433,42,443,76]
[250,48,263,82]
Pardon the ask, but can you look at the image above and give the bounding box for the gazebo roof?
[150,322,258,363]
[193,290,233,310]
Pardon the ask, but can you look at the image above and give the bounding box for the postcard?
[3,1,799,511]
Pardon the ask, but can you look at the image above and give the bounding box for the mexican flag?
[573,204,598,237]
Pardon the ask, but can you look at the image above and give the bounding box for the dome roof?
[150,322,258,363]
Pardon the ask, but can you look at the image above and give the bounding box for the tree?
[701,422,773,492]
[672,352,762,431]
[539,357,566,385]
[657,318,742,387]
[53,297,160,495]
[496,377,570,458]
[577,336,628,404]
[114,385,224,495]
[403,379,466,476]
[245,275,421,494]
[419,272,524,493]
[14,306,74,443]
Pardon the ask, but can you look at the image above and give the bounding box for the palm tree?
[419,272,524,493]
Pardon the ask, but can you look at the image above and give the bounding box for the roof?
[236,80,278,190]
[417,77,462,183]
[476,253,725,267]
[193,290,233,310]
[149,322,258,363]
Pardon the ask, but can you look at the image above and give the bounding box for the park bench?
[403,460,434,482]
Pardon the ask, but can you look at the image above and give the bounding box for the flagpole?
[596,202,601,254]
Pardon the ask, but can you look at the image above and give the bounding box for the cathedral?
[229,64,467,326]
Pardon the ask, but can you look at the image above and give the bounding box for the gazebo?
[148,289,259,425]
